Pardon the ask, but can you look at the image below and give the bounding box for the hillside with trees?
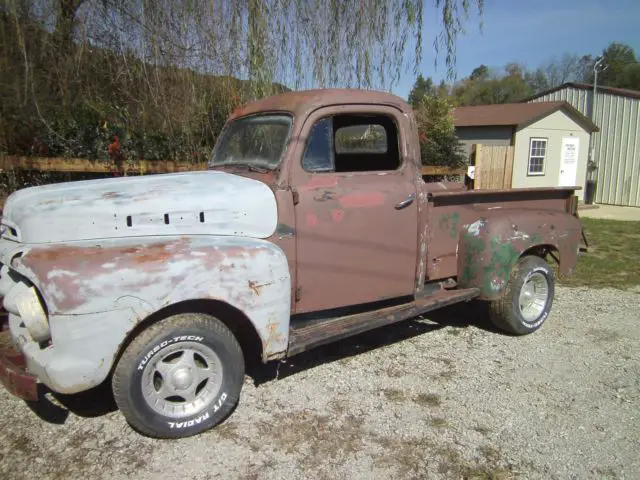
[0,0,482,165]
[409,42,640,109]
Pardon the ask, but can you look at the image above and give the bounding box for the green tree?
[592,42,640,89]
[469,64,489,81]
[452,63,533,106]
[524,68,550,94]
[408,74,436,107]
[414,95,464,169]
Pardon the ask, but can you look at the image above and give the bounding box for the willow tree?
[0,0,483,162]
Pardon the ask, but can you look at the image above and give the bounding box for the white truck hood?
[1,171,278,243]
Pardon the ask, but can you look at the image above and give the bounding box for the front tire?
[112,313,244,438]
[487,256,555,335]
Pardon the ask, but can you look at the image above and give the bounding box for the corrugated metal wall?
[529,86,640,207]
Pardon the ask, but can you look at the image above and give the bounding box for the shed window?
[528,138,547,175]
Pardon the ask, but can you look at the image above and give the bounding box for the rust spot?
[306,212,319,227]
[330,209,345,223]
[314,190,334,202]
[262,319,285,353]
[127,242,175,264]
[38,199,63,206]
[19,238,261,313]
[102,191,122,199]
[248,280,261,296]
[248,280,274,296]
[339,192,385,208]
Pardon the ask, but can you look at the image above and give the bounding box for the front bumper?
[0,329,38,401]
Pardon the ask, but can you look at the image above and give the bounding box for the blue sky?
[392,0,640,99]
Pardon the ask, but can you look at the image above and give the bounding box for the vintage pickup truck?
[0,89,583,438]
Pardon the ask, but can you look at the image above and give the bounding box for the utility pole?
[592,57,605,122]
[585,57,606,204]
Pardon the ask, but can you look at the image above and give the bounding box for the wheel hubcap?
[141,341,223,418]
[518,272,549,324]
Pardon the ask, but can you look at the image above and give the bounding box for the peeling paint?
[338,192,385,208]
[2,234,291,393]
[275,223,296,239]
[306,212,319,227]
[465,219,487,237]
[1,171,278,243]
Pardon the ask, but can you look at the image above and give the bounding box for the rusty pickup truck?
[0,89,583,438]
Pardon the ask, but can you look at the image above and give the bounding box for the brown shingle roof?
[453,101,599,132]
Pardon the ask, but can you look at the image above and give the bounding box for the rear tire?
[112,313,244,438]
[487,256,555,335]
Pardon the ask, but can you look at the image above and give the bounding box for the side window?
[302,114,401,173]
[334,115,400,172]
[302,118,334,172]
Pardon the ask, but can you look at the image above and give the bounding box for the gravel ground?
[1,286,638,480]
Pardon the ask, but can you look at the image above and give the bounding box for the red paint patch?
[339,192,385,208]
[303,176,339,190]
[306,212,319,227]
[331,209,345,223]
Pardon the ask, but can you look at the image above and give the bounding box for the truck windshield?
[210,114,292,170]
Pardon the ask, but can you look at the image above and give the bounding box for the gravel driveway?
[1,286,638,480]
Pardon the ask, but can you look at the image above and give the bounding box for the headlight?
[4,283,50,343]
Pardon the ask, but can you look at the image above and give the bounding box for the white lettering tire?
[487,255,555,335]
[112,313,244,438]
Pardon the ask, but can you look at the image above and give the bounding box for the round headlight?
[15,286,50,343]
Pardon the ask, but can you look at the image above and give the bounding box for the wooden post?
[503,146,514,189]
[474,144,483,190]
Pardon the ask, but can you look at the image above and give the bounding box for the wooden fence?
[472,144,515,190]
[0,155,466,177]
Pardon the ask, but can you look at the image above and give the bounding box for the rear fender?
[456,210,582,299]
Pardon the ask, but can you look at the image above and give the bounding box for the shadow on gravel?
[26,380,117,424]
[248,300,498,386]
[24,301,497,422]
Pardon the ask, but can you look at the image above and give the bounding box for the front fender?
[14,235,292,361]
[457,210,581,299]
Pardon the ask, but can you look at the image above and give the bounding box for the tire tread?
[487,255,554,335]
[112,313,243,438]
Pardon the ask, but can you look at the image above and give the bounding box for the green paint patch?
[460,235,486,284]
[438,212,461,238]
[481,237,521,294]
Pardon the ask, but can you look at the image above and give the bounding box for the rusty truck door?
[290,105,418,314]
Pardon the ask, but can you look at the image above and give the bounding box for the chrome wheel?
[141,341,223,418]
[518,272,549,324]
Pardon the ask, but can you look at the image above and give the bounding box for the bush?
[414,95,465,169]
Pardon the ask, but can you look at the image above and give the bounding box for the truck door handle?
[395,193,416,210]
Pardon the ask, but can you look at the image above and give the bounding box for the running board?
[287,288,480,357]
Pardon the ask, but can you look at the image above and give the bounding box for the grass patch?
[428,416,448,428]
[382,388,405,402]
[560,218,640,289]
[414,393,442,407]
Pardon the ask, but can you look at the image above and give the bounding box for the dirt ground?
[1,286,638,480]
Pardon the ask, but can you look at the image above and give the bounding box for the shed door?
[559,137,580,187]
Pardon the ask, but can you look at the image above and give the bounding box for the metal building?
[526,83,640,207]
